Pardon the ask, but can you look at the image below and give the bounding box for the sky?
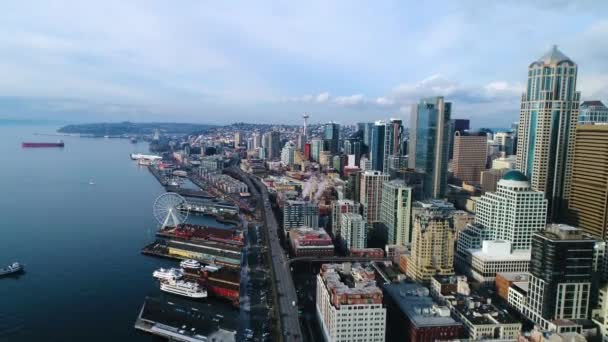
[0,0,607,127]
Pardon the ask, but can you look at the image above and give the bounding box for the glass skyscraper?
[323,122,340,154]
[408,96,451,199]
[516,45,580,220]
[370,121,386,172]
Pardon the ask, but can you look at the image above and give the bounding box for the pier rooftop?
[135,296,238,342]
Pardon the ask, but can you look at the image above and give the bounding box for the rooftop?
[452,295,521,325]
[502,170,528,182]
[537,45,573,65]
[319,263,383,306]
[383,282,461,328]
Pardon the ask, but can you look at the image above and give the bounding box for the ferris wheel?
[153,192,188,228]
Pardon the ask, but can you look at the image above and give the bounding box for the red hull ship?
[22,141,64,148]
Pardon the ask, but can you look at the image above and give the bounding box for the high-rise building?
[283,200,319,232]
[405,200,456,282]
[303,143,311,161]
[341,213,367,250]
[234,131,242,147]
[345,171,361,202]
[360,170,389,224]
[280,141,296,167]
[494,132,514,155]
[324,122,340,154]
[268,131,281,160]
[579,100,608,124]
[331,200,361,238]
[475,170,547,250]
[568,124,608,239]
[409,97,452,199]
[516,45,580,220]
[449,118,470,159]
[343,137,361,166]
[384,119,403,172]
[296,133,306,151]
[370,121,386,172]
[252,132,262,150]
[359,122,374,153]
[316,263,386,342]
[480,168,508,193]
[311,138,323,163]
[524,225,599,329]
[452,131,488,184]
[380,180,412,246]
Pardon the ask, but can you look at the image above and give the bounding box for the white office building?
[468,241,530,285]
[380,179,412,246]
[341,213,367,250]
[475,170,547,250]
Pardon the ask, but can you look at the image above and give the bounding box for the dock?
[135,296,237,342]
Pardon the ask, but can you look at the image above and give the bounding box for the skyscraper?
[359,170,389,224]
[449,118,470,159]
[311,138,323,163]
[383,118,403,172]
[405,200,456,282]
[234,131,242,147]
[323,122,340,154]
[281,141,296,167]
[409,97,452,199]
[568,124,608,240]
[516,45,580,220]
[359,122,374,153]
[283,200,319,232]
[370,121,386,172]
[331,200,362,238]
[452,131,487,185]
[524,225,599,329]
[475,170,547,250]
[380,180,412,246]
[252,132,262,149]
[262,131,281,160]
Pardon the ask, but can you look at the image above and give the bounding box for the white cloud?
[316,92,331,103]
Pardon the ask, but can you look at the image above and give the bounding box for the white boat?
[130,153,162,161]
[160,279,207,298]
[0,262,23,277]
[152,267,183,281]
[180,259,201,269]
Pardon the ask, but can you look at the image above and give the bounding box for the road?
[230,167,303,341]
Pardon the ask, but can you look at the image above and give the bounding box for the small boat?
[180,259,201,270]
[0,262,23,277]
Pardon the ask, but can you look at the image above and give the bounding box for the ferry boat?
[0,262,23,277]
[180,259,201,270]
[152,267,183,281]
[130,153,162,161]
[160,279,207,298]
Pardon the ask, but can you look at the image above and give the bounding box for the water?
[0,123,231,341]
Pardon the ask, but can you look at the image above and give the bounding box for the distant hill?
[58,122,215,136]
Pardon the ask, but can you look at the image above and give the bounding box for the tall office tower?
[452,131,488,184]
[579,101,608,124]
[524,225,599,329]
[252,132,262,150]
[234,131,242,147]
[311,138,323,162]
[341,213,367,250]
[280,142,296,167]
[449,118,470,159]
[343,137,361,166]
[370,121,386,171]
[383,119,403,172]
[345,171,361,202]
[409,97,452,199]
[475,170,547,250]
[302,113,310,137]
[303,143,311,161]
[296,133,306,150]
[282,200,319,232]
[268,131,281,160]
[359,122,374,153]
[261,132,270,158]
[316,263,386,342]
[405,200,456,282]
[331,200,362,238]
[516,45,580,220]
[359,170,389,224]
[380,180,412,246]
[568,124,608,239]
[323,122,340,154]
[246,137,254,151]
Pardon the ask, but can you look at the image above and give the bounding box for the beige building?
[568,124,608,240]
[452,131,487,184]
[405,201,456,282]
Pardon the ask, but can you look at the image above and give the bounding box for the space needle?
[302,113,310,137]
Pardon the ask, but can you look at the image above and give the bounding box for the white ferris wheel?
[153,192,189,228]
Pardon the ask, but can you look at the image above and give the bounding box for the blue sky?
[0,0,607,127]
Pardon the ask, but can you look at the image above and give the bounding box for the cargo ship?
[22,141,64,148]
